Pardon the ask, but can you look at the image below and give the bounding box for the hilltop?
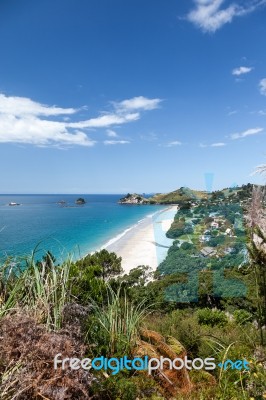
[119,183,256,205]
[149,187,207,204]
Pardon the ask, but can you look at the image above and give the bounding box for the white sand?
[104,206,177,273]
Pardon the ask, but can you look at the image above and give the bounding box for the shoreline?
[103,205,178,273]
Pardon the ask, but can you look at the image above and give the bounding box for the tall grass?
[89,284,153,356]
[0,254,72,330]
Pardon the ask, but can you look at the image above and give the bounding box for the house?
[200,247,217,257]
[211,221,219,229]
[225,228,232,236]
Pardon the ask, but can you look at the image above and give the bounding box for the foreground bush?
[0,313,94,399]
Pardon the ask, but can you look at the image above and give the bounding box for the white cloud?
[0,93,160,147]
[259,78,266,95]
[164,140,182,147]
[0,93,77,116]
[187,0,266,33]
[232,66,253,76]
[200,142,226,147]
[211,142,226,147]
[231,127,264,139]
[106,129,118,137]
[68,112,140,129]
[0,114,95,147]
[115,96,162,112]
[104,140,130,145]
[227,110,237,116]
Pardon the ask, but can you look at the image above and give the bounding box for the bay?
[0,194,164,263]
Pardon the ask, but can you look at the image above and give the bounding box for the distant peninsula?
[118,193,150,204]
[119,187,207,205]
[119,184,255,205]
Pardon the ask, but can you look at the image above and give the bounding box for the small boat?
[9,202,20,206]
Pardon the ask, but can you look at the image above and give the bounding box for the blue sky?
[0,0,266,193]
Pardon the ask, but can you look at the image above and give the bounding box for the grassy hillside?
[152,183,256,204]
[149,186,208,204]
[119,184,258,205]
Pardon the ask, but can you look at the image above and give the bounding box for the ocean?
[0,194,165,263]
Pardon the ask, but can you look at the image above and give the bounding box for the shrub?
[197,308,228,327]
[233,309,253,325]
[192,218,201,225]
[97,375,138,400]
[180,242,194,251]
[0,313,94,399]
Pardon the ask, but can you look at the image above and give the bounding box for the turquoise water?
[0,194,165,262]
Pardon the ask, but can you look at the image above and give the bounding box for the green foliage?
[98,374,138,400]
[233,309,253,325]
[208,235,226,247]
[149,186,207,204]
[166,217,186,238]
[243,357,266,399]
[120,265,153,288]
[70,262,106,304]
[180,242,194,251]
[70,249,123,304]
[157,246,207,303]
[86,285,152,358]
[192,218,201,225]
[0,254,71,329]
[92,373,160,400]
[197,308,228,327]
[76,249,122,280]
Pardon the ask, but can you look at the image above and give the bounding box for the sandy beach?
[104,206,178,273]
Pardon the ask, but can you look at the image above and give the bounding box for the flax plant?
[0,252,72,330]
[89,284,153,356]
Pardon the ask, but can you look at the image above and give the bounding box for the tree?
[76,249,122,281]
[180,242,194,251]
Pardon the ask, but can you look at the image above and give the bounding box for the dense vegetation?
[0,184,266,399]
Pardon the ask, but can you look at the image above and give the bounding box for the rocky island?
[75,197,86,205]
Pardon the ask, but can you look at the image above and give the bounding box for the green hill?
[149,187,208,204]
[118,184,259,206]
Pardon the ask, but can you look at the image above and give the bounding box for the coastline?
[103,205,178,273]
